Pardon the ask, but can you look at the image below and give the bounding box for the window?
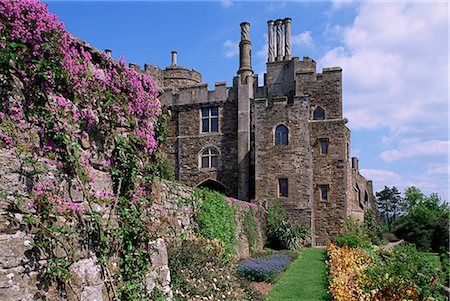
[275,124,288,145]
[319,138,329,154]
[319,185,329,202]
[313,106,325,120]
[278,178,288,197]
[364,191,369,205]
[201,107,219,133]
[200,148,219,168]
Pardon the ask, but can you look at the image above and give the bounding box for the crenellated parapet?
[160,81,228,107]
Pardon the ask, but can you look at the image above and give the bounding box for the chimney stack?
[275,19,283,61]
[284,18,292,60]
[238,22,253,77]
[267,20,275,63]
[171,51,177,66]
[267,18,293,62]
[351,157,359,171]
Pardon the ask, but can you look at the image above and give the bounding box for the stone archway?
[196,179,228,195]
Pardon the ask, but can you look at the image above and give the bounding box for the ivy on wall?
[194,188,237,259]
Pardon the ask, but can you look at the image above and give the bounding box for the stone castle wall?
[253,97,313,217]
[0,148,265,300]
[166,100,239,197]
[310,119,349,245]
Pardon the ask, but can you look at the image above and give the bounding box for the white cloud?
[360,169,403,186]
[361,167,449,199]
[380,139,449,162]
[426,164,449,175]
[265,1,286,12]
[222,39,239,58]
[220,0,233,8]
[319,2,448,132]
[292,31,314,49]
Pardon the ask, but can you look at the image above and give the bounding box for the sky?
[44,0,449,200]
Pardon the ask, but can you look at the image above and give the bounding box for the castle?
[133,18,375,245]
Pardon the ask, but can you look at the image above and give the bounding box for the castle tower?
[236,22,255,200]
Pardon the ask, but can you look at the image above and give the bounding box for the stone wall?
[166,101,239,197]
[253,97,313,222]
[151,179,266,259]
[0,152,265,300]
[310,119,349,245]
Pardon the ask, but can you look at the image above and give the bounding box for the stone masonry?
[136,17,376,245]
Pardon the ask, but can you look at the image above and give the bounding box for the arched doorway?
[196,179,227,195]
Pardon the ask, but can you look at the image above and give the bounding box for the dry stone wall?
[0,151,265,300]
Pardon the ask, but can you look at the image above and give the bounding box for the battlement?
[159,81,228,107]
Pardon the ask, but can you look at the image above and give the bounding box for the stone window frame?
[199,146,220,170]
[200,106,220,134]
[273,123,290,146]
[318,138,329,155]
[313,106,325,120]
[318,184,330,203]
[278,177,289,198]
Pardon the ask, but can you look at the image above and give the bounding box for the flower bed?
[327,243,446,301]
[327,243,372,300]
[237,254,292,282]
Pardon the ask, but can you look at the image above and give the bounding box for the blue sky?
[44,0,449,200]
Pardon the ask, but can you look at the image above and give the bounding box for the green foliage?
[394,188,449,251]
[194,188,237,257]
[243,209,257,253]
[331,234,367,248]
[363,209,384,245]
[363,244,446,300]
[266,200,310,250]
[439,251,449,287]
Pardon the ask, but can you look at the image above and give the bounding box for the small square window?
[319,185,329,202]
[319,139,329,154]
[201,107,219,133]
[278,178,288,197]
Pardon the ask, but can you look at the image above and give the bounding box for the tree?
[375,186,404,232]
[395,187,449,251]
[403,186,425,210]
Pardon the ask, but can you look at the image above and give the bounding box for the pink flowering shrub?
[0,1,169,298]
[0,0,160,155]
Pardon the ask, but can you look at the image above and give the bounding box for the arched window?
[275,124,288,145]
[200,148,219,168]
[313,106,325,120]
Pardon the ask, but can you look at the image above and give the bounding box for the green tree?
[395,187,449,251]
[403,186,425,210]
[375,186,404,231]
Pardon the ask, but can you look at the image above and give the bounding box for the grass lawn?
[267,248,331,301]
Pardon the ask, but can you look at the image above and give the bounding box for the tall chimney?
[275,19,283,62]
[238,22,253,77]
[284,18,292,60]
[267,20,275,63]
[171,51,177,66]
[351,157,359,171]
